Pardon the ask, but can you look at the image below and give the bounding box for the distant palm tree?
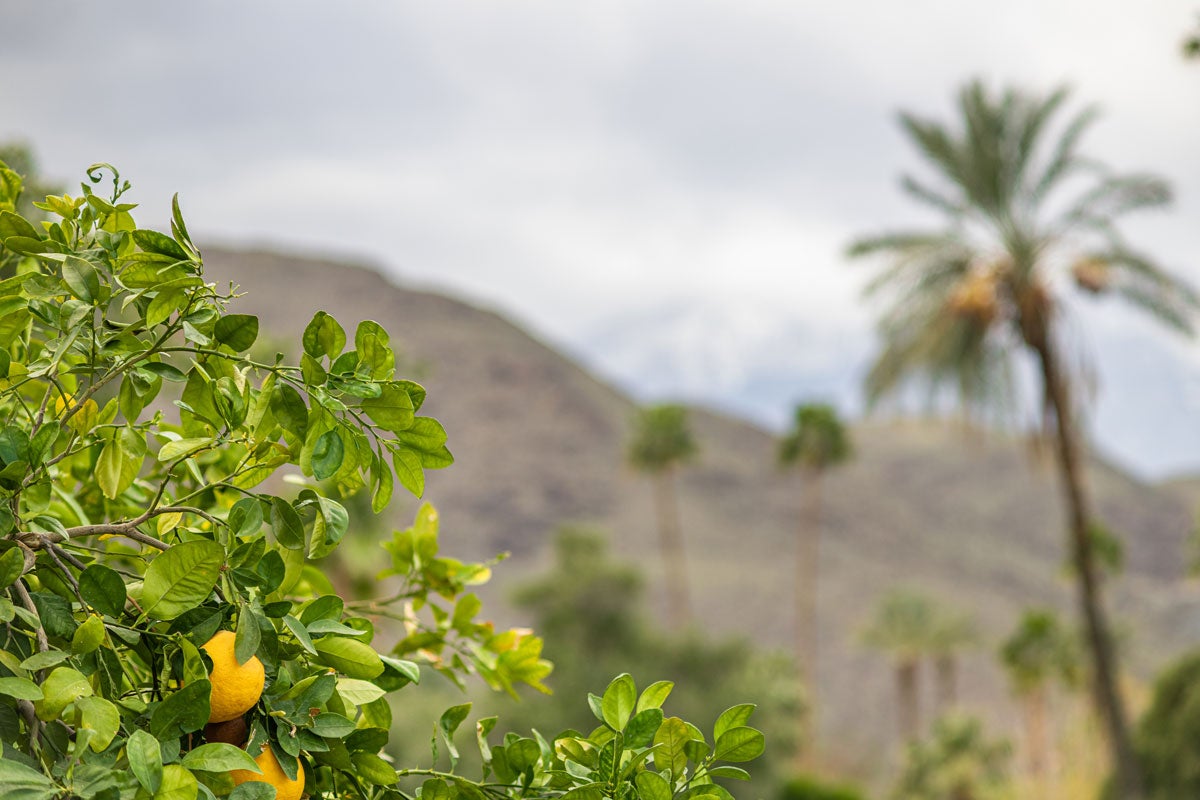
[999,609,1081,785]
[628,404,697,629]
[928,609,976,716]
[778,402,851,765]
[863,590,939,744]
[849,80,1198,798]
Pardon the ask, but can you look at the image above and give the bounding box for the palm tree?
[849,80,1199,798]
[863,589,939,744]
[628,403,698,629]
[999,609,1081,786]
[778,402,851,766]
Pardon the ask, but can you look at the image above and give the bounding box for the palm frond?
[899,174,967,217]
[898,112,968,198]
[1030,104,1101,204]
[1011,85,1071,191]
[1058,174,1171,232]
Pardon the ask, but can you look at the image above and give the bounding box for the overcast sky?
[3,2,1199,476]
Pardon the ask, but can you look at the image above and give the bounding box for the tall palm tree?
[999,609,1082,785]
[849,80,1198,798]
[778,402,851,766]
[863,589,939,745]
[628,403,698,629]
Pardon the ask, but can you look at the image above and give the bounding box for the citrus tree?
[0,162,764,800]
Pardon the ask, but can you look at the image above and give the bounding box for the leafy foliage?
[1134,650,1200,800]
[627,406,697,474]
[0,161,762,799]
[778,775,867,800]
[891,716,1012,800]
[777,404,851,472]
[493,529,792,792]
[998,609,1082,695]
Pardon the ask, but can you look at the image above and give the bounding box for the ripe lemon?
[231,746,305,800]
[201,630,265,723]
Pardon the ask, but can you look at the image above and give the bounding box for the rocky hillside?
[203,247,1200,758]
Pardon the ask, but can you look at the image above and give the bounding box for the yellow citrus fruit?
[201,630,265,723]
[231,746,305,800]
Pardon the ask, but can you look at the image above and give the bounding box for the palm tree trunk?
[1032,333,1143,799]
[653,467,692,629]
[1024,685,1049,783]
[794,467,823,770]
[934,654,957,714]
[897,658,919,744]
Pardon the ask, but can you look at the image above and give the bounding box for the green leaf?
[19,650,68,671]
[75,696,120,751]
[34,666,93,721]
[0,210,42,240]
[282,614,317,656]
[361,383,414,432]
[146,289,184,328]
[636,771,672,800]
[71,614,106,655]
[354,320,394,379]
[713,704,756,740]
[142,361,188,382]
[438,703,472,768]
[182,743,262,773]
[0,677,42,701]
[601,673,636,731]
[0,546,23,589]
[653,716,692,778]
[62,255,100,303]
[0,754,59,800]
[154,764,198,800]
[133,228,189,260]
[79,564,126,617]
[392,417,448,455]
[306,619,368,637]
[706,766,751,781]
[127,728,164,793]
[157,437,212,462]
[171,193,193,251]
[150,679,211,739]
[314,636,383,679]
[270,497,305,550]
[302,311,346,359]
[229,783,276,800]
[311,429,344,481]
[96,437,130,500]
[235,609,262,665]
[310,712,357,738]
[270,384,308,438]
[636,680,674,713]
[142,540,225,620]
[561,786,605,800]
[712,726,765,763]
[351,752,398,785]
[214,314,259,352]
[336,678,386,705]
[392,447,424,498]
[624,708,664,748]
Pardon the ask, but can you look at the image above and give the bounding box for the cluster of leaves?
[0,159,763,800]
[412,674,764,800]
[891,716,1011,800]
[0,161,561,799]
